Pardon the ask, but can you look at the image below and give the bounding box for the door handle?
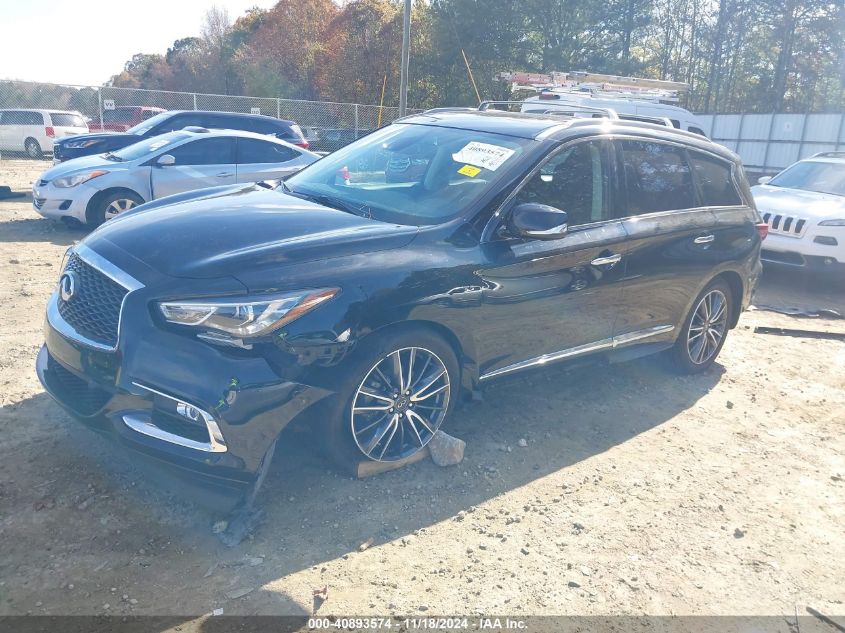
[590,253,622,266]
[694,234,715,244]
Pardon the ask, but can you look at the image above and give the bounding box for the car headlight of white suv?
[818,219,845,226]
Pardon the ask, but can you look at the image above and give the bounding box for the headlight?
[158,288,339,338]
[53,170,108,188]
[819,219,845,226]
[64,139,100,149]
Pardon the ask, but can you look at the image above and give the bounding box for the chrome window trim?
[478,324,674,381]
[47,245,144,352]
[128,382,228,453]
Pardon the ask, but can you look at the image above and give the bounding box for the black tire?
[24,138,43,159]
[318,327,459,472]
[668,279,733,374]
[87,190,144,227]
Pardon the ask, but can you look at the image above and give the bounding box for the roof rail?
[478,100,618,119]
[811,151,845,159]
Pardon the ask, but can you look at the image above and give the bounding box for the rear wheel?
[88,191,143,227]
[668,279,732,373]
[24,138,42,159]
[320,328,458,470]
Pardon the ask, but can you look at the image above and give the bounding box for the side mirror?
[157,154,175,167]
[508,203,569,240]
[757,176,772,185]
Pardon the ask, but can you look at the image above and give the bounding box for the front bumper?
[761,226,845,272]
[32,181,100,223]
[37,283,333,509]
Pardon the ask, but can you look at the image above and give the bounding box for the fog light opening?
[176,402,201,422]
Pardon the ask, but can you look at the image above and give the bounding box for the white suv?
[0,109,88,159]
[751,152,845,274]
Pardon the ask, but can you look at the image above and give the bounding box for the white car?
[32,127,319,227]
[0,109,88,158]
[751,152,845,273]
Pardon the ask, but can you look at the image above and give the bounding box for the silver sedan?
[33,127,319,227]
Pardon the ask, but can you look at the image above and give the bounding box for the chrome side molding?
[479,324,675,381]
[127,382,228,453]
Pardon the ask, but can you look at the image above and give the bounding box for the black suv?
[38,109,764,509]
[53,110,309,162]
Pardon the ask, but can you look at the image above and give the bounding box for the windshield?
[769,161,845,196]
[127,111,172,135]
[109,132,191,162]
[283,123,532,225]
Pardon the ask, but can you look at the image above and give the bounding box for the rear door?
[612,139,720,343]
[150,136,236,198]
[235,137,308,183]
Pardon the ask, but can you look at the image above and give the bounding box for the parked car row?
[36,106,767,511]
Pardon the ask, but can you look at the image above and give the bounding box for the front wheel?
[88,191,143,227]
[668,279,733,374]
[320,328,459,470]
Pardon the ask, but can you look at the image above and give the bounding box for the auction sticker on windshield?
[452,142,515,172]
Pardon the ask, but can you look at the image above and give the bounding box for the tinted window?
[670,119,681,129]
[768,161,845,196]
[1,111,43,125]
[689,152,742,206]
[50,113,85,127]
[237,138,299,164]
[102,108,136,123]
[620,140,695,215]
[512,140,610,227]
[688,126,707,137]
[169,137,235,165]
[154,114,206,133]
[111,132,191,162]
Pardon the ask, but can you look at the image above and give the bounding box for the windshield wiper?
[285,187,373,219]
[103,152,123,162]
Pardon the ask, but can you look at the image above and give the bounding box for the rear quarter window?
[689,152,743,207]
[50,113,85,127]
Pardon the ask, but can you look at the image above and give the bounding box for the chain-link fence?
[0,79,420,159]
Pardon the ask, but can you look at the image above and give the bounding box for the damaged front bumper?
[37,296,333,510]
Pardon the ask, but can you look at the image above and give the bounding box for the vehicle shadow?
[0,212,85,246]
[2,355,724,614]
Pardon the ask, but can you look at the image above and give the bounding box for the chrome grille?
[57,252,128,348]
[762,212,807,238]
[33,198,45,209]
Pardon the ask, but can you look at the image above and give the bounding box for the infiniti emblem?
[59,271,77,302]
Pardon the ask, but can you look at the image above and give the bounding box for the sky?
[0,0,276,87]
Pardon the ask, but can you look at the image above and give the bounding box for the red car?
[88,106,166,132]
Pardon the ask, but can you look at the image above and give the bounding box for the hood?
[55,132,135,145]
[39,153,129,181]
[84,185,419,281]
[751,184,845,220]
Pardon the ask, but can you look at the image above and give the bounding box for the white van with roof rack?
[521,91,707,136]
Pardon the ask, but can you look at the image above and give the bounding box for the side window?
[156,115,203,133]
[169,137,235,165]
[236,138,299,164]
[689,151,743,207]
[688,126,707,137]
[142,110,158,120]
[619,140,695,215]
[24,111,45,125]
[670,119,681,129]
[511,140,610,227]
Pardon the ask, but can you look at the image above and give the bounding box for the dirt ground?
[0,158,843,619]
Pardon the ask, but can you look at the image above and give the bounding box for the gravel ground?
[0,159,843,619]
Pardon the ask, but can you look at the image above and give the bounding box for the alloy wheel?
[687,289,728,365]
[351,346,450,462]
[104,198,137,220]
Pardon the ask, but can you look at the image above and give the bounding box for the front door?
[150,137,237,199]
[476,139,630,380]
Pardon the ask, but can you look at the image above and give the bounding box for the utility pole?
[398,0,412,116]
